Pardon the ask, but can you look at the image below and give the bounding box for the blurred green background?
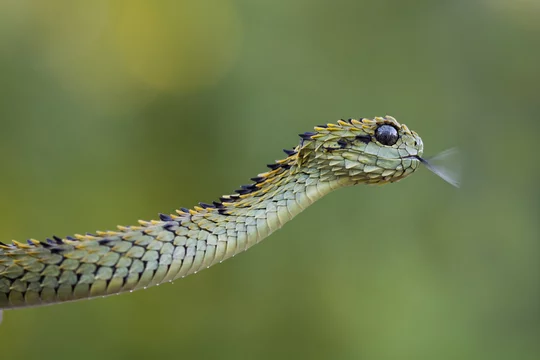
[0,1,538,359]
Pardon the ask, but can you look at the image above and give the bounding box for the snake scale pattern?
[0,116,423,312]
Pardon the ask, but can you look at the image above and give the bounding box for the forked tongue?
[418,148,461,188]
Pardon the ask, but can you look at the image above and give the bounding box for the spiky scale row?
[0,116,423,311]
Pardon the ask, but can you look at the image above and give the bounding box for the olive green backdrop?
[0,1,538,359]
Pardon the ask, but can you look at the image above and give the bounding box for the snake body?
[0,116,423,311]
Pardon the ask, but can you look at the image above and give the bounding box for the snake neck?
[185,141,353,218]
[173,151,350,256]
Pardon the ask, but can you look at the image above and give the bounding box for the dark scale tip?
[218,208,229,215]
[26,239,35,246]
[53,235,63,242]
[317,124,327,128]
[235,188,251,195]
[283,149,297,156]
[242,184,258,191]
[163,223,176,231]
[250,176,264,183]
[180,207,190,213]
[299,132,317,140]
[159,213,173,221]
[66,236,75,240]
[281,164,291,170]
[199,202,214,209]
[98,239,115,246]
[267,163,281,170]
[50,247,64,254]
[212,201,224,208]
[46,238,56,245]
[221,196,239,202]
[355,135,371,144]
[337,139,347,148]
[86,232,96,237]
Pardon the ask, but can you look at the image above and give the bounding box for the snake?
[0,115,443,321]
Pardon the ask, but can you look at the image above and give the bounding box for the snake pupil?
[375,125,398,146]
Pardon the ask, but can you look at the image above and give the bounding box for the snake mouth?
[401,154,423,163]
[404,154,424,162]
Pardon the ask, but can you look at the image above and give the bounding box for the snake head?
[297,116,424,185]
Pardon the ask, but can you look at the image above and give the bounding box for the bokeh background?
[0,1,538,359]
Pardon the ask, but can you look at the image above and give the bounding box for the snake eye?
[375,125,398,146]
